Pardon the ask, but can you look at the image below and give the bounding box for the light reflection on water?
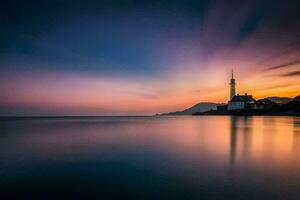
[1,116,300,199]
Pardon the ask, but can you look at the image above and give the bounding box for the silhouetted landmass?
[263,96,293,104]
[193,96,300,116]
[160,102,225,115]
[294,95,300,102]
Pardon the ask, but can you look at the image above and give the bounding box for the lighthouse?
[230,70,236,100]
[227,70,256,110]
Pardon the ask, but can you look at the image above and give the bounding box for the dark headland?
[161,71,300,117]
[160,95,300,117]
[193,95,300,116]
[160,102,225,115]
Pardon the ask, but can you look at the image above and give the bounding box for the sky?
[1,0,300,116]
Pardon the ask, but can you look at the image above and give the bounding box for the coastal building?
[217,105,228,112]
[228,94,256,110]
[227,71,256,110]
[230,70,236,100]
[255,98,275,110]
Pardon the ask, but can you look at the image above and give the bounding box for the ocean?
[1,116,300,199]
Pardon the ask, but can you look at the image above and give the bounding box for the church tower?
[230,70,236,100]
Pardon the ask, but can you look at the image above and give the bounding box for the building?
[230,70,236,100]
[255,98,275,110]
[228,94,256,110]
[217,105,228,112]
[226,71,256,110]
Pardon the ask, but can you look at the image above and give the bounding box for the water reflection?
[293,117,300,135]
[229,116,238,172]
[241,117,253,163]
[227,116,300,174]
[1,116,300,199]
[229,116,254,173]
[293,117,300,165]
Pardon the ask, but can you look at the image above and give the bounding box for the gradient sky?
[1,0,300,116]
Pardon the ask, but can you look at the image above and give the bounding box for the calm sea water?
[1,116,300,199]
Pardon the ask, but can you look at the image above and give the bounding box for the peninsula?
[164,71,300,116]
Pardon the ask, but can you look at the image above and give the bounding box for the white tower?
[230,70,236,100]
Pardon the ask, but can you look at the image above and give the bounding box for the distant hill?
[161,102,224,115]
[294,95,300,102]
[264,96,293,104]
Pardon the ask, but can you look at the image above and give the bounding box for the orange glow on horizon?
[1,60,300,115]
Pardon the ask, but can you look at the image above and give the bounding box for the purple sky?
[1,0,300,116]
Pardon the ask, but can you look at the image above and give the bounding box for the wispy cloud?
[258,83,296,90]
[267,60,300,71]
[281,70,300,77]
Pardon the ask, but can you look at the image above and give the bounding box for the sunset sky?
[1,0,300,116]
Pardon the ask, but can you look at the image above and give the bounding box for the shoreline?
[193,113,300,117]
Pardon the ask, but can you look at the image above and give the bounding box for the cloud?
[267,60,300,71]
[122,91,160,99]
[281,70,300,77]
[258,42,300,63]
[258,83,296,90]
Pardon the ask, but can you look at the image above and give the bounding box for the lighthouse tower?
[230,70,236,100]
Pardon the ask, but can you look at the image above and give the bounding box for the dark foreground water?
[1,116,300,199]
